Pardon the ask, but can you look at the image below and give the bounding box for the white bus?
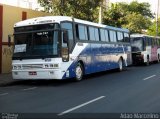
[131,34,160,65]
[9,16,132,81]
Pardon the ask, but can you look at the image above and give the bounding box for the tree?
[38,0,101,21]
[38,0,53,13]
[147,18,160,36]
[103,1,153,33]
[122,13,151,33]
[128,1,153,18]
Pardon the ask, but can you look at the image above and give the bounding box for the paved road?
[0,63,160,118]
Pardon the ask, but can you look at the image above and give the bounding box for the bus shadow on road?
[1,68,129,87]
[1,79,76,87]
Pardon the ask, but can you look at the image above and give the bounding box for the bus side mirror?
[8,35,11,47]
[63,31,68,44]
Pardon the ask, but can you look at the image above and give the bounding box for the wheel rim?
[76,65,82,80]
[119,59,123,71]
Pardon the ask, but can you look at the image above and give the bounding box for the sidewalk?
[0,73,14,86]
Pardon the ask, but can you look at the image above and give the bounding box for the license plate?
[29,71,37,75]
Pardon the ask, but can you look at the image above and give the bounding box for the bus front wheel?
[75,63,84,81]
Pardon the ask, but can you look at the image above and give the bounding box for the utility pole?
[156,0,159,36]
[99,0,103,24]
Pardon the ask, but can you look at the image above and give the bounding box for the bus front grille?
[22,64,43,69]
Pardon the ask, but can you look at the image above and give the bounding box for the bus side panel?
[61,43,91,79]
[90,43,100,73]
[61,43,131,79]
[151,46,158,61]
[78,43,92,74]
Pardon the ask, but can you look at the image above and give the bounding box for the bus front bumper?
[12,69,64,80]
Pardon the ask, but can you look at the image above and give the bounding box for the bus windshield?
[13,23,60,59]
[131,37,144,52]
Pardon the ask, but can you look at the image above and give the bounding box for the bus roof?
[131,34,160,39]
[14,16,129,33]
[130,34,150,37]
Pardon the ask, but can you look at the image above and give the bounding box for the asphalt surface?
[0,63,160,118]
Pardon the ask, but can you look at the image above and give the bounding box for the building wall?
[0,4,51,73]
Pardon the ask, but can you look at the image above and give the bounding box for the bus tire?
[145,57,149,66]
[75,62,84,81]
[118,58,124,71]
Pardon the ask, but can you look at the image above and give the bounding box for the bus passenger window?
[77,24,88,40]
[89,27,99,41]
[105,30,109,42]
[100,29,106,41]
[89,27,95,41]
[100,29,109,42]
[124,33,130,42]
[94,28,99,41]
[151,38,154,46]
[109,30,117,42]
[117,32,123,42]
[148,38,152,46]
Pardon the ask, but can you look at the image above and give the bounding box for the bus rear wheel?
[75,63,83,81]
[145,57,149,66]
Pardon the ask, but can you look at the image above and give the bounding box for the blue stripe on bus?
[62,43,130,79]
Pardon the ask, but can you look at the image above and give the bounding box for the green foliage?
[128,1,153,18]
[38,0,101,21]
[38,0,154,34]
[103,3,127,27]
[147,18,160,36]
[122,13,151,33]
[103,1,153,33]
[38,0,53,13]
